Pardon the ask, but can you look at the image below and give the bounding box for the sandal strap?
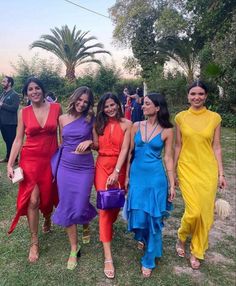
[104,259,113,264]
[69,245,81,257]
[30,241,39,247]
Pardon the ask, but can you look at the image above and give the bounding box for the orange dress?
[95,118,126,242]
[8,103,61,234]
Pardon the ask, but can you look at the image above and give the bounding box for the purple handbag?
[96,183,125,210]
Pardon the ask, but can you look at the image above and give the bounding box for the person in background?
[7,77,62,263]
[46,91,57,103]
[94,93,132,279]
[119,87,129,113]
[0,76,20,163]
[52,86,97,270]
[131,87,144,123]
[126,92,175,277]
[174,80,227,269]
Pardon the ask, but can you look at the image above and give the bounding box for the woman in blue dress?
[126,93,175,277]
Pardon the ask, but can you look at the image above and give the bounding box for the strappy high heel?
[67,244,81,270]
[141,266,152,278]
[104,259,115,279]
[28,233,39,263]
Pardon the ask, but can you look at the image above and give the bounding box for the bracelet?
[219,174,225,177]
[115,167,120,174]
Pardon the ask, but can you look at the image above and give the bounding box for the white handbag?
[12,167,24,184]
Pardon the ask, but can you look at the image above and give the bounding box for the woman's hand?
[7,165,14,180]
[218,175,227,190]
[124,177,129,193]
[107,171,119,187]
[168,187,176,202]
[75,140,92,153]
[174,171,179,188]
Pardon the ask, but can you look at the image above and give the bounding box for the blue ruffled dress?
[127,128,172,269]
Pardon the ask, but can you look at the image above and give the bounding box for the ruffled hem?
[52,205,97,227]
[127,185,172,218]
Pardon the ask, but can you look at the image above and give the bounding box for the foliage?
[11,55,63,98]
[30,25,111,81]
[110,0,236,111]
[92,65,120,99]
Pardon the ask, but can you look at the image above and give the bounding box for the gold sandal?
[104,260,115,279]
[82,225,90,244]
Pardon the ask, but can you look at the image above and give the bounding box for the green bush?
[220,113,236,128]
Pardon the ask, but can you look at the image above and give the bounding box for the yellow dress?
[175,107,221,259]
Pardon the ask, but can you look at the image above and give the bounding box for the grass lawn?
[0,127,235,286]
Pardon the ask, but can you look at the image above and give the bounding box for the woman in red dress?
[95,93,132,278]
[7,77,61,262]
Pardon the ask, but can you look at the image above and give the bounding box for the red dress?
[95,118,126,242]
[124,97,132,120]
[8,103,61,234]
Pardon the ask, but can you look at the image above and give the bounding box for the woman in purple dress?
[52,86,97,270]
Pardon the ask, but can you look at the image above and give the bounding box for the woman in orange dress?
[94,93,132,279]
[7,77,61,262]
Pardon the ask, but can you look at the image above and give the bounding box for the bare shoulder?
[162,127,174,140]
[121,118,132,128]
[59,114,69,125]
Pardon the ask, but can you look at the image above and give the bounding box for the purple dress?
[52,116,97,227]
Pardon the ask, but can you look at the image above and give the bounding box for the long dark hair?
[187,80,208,94]
[146,93,173,128]
[95,93,123,135]
[67,86,94,121]
[22,77,46,97]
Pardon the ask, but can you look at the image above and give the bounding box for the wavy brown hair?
[67,86,94,122]
[95,93,123,135]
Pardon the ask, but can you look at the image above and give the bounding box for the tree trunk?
[65,65,76,82]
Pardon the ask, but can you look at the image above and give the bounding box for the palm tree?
[30,25,111,81]
[156,36,199,83]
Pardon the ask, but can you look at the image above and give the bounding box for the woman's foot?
[42,216,51,233]
[82,225,90,244]
[28,242,39,263]
[175,239,185,258]
[141,266,152,278]
[28,233,39,263]
[190,255,200,270]
[137,241,145,250]
[104,259,115,279]
[67,245,81,270]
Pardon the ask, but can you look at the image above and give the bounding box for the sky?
[0,0,131,76]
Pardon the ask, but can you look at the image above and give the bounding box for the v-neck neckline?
[31,103,51,129]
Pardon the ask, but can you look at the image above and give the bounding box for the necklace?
[145,120,159,142]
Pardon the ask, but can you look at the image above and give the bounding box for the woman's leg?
[66,224,79,268]
[27,185,40,263]
[42,213,51,233]
[82,224,90,244]
[99,209,120,278]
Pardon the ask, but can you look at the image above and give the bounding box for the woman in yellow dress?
[174,80,227,269]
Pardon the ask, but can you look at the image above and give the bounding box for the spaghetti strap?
[138,121,141,130]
